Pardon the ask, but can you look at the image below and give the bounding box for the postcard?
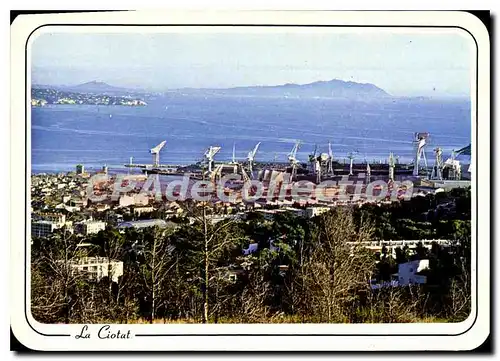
[10,10,490,352]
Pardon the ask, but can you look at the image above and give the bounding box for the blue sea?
[31,95,471,173]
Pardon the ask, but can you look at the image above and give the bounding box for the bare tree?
[237,253,272,322]
[301,208,376,322]
[180,199,247,323]
[140,227,177,323]
[31,259,68,323]
[447,260,471,322]
[364,285,423,323]
[31,227,87,323]
[100,229,126,290]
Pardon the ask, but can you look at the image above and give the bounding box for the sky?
[30,30,473,97]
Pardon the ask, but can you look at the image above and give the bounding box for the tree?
[235,251,274,322]
[446,271,471,322]
[395,245,411,264]
[31,228,88,323]
[446,219,471,321]
[377,245,397,281]
[413,242,429,260]
[177,201,248,323]
[91,229,127,294]
[299,208,376,322]
[364,286,423,323]
[139,226,176,323]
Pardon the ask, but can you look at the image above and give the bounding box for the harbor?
[122,132,472,189]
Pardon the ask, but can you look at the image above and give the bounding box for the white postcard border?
[10,10,490,351]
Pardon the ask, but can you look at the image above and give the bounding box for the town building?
[283,207,304,217]
[32,212,66,227]
[133,206,154,217]
[76,164,85,175]
[69,256,123,283]
[254,208,287,220]
[348,239,451,258]
[303,206,331,218]
[117,219,168,230]
[206,214,242,224]
[31,220,59,238]
[397,259,429,285]
[74,220,106,235]
[94,204,111,212]
[118,193,149,208]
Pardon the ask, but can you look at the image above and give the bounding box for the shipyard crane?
[210,159,251,186]
[431,147,443,180]
[246,142,261,174]
[227,142,241,174]
[443,149,462,180]
[128,156,134,174]
[288,140,302,181]
[240,165,251,184]
[150,140,166,167]
[204,145,221,173]
[455,143,471,177]
[308,144,321,181]
[204,143,253,188]
[288,140,301,161]
[308,144,318,164]
[317,152,329,183]
[327,141,334,176]
[388,152,396,181]
[347,150,358,176]
[412,132,430,177]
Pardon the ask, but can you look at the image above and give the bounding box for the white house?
[74,220,106,235]
[397,259,429,286]
[117,219,168,230]
[303,206,330,218]
[133,206,155,216]
[69,256,123,283]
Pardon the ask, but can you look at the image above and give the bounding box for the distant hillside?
[32,81,148,96]
[179,79,391,99]
[31,87,147,106]
[456,144,471,156]
[65,81,131,94]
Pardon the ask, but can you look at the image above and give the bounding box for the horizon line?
[30,78,471,99]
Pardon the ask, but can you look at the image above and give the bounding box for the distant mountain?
[66,81,131,94]
[456,144,471,156]
[178,79,392,99]
[32,81,149,96]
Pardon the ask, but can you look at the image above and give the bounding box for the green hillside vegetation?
[31,188,471,324]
